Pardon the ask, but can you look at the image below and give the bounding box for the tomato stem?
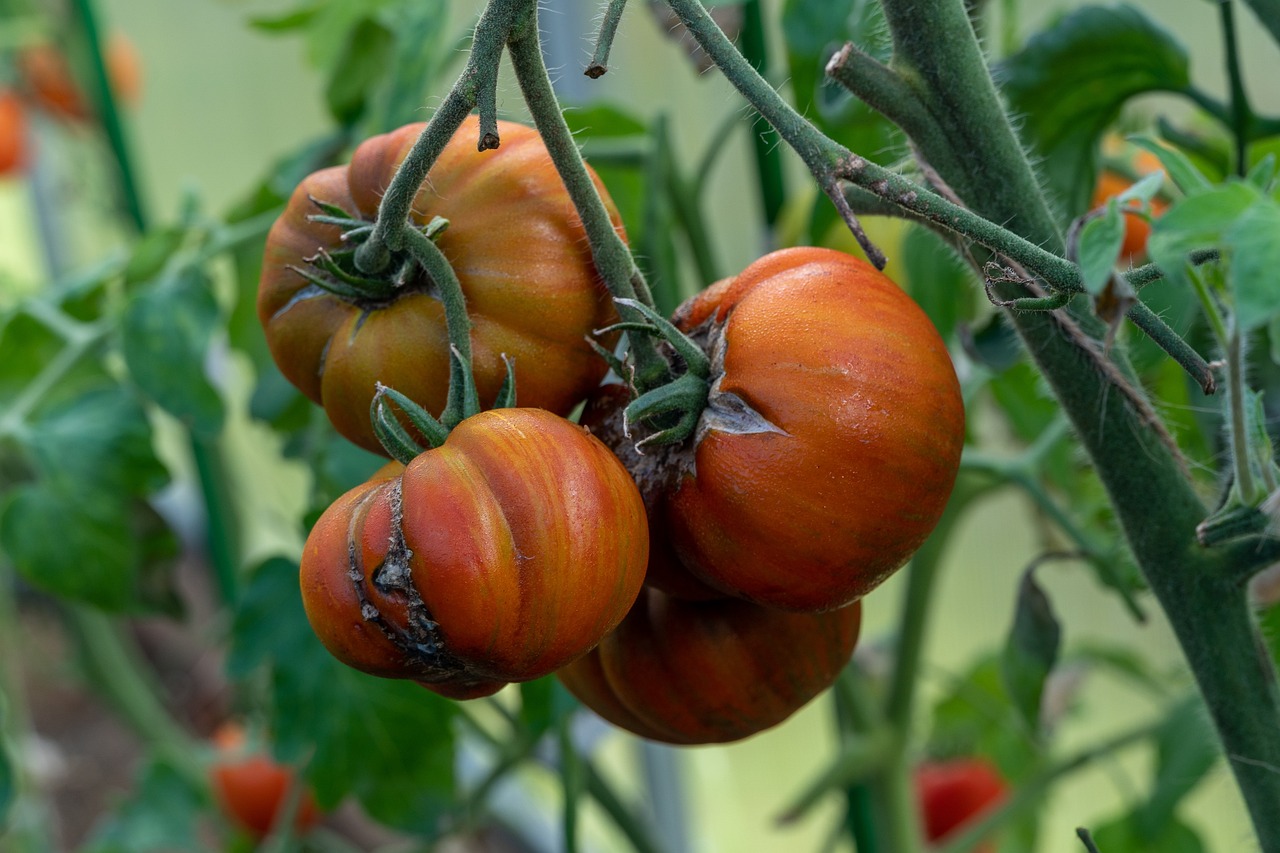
[585,0,628,79]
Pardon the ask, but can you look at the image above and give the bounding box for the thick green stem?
[506,8,669,391]
[739,0,787,230]
[871,1,1280,846]
[1227,330,1258,502]
[401,228,472,366]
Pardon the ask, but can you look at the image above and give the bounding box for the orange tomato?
[0,91,27,174]
[210,724,322,840]
[1091,156,1167,262]
[18,33,142,120]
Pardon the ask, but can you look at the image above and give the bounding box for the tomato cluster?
[263,120,962,745]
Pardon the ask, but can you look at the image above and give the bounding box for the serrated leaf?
[83,758,206,853]
[230,558,458,832]
[121,268,224,437]
[1000,570,1061,736]
[1146,182,1260,290]
[999,5,1191,216]
[1226,197,1280,330]
[325,16,395,126]
[1077,205,1127,294]
[1133,694,1219,838]
[1128,134,1213,195]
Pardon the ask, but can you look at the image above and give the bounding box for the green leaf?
[121,268,224,438]
[1226,196,1280,331]
[325,16,395,126]
[122,227,186,288]
[1133,694,1219,837]
[988,361,1057,440]
[1091,813,1207,853]
[1146,182,1260,291]
[0,730,13,830]
[999,5,1191,216]
[965,314,1024,374]
[1000,569,1062,737]
[373,1,454,131]
[564,104,649,139]
[1064,642,1167,697]
[1247,152,1277,192]
[1128,134,1213,196]
[1077,204,1127,294]
[230,558,458,832]
[83,758,206,853]
[900,225,978,343]
[250,4,321,33]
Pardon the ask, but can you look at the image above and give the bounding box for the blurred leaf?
[1077,205,1126,294]
[1227,197,1280,331]
[1000,5,1190,216]
[1064,642,1167,697]
[0,731,12,829]
[900,226,978,344]
[520,678,558,740]
[250,4,321,33]
[963,313,1023,373]
[230,558,458,832]
[121,268,225,438]
[782,0,896,160]
[927,655,1037,781]
[1128,134,1213,196]
[1246,152,1277,192]
[374,0,454,130]
[122,227,186,288]
[1115,170,1165,205]
[1091,812,1207,853]
[988,361,1058,441]
[564,104,649,139]
[325,16,395,126]
[1001,570,1062,736]
[1134,694,1219,837]
[84,758,206,853]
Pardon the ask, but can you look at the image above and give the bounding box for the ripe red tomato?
[258,116,623,455]
[300,408,649,699]
[210,724,322,840]
[559,586,862,744]
[654,247,964,612]
[915,758,1008,847]
[17,34,142,120]
[0,91,26,175]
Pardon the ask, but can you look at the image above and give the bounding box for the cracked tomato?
[299,408,649,700]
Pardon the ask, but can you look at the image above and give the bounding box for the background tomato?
[258,116,624,455]
[658,247,965,612]
[1091,170,1167,262]
[0,91,26,175]
[915,757,1008,849]
[559,586,862,744]
[300,408,649,697]
[210,724,322,841]
[17,33,142,120]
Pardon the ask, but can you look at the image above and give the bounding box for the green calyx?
[298,196,449,306]
[605,298,712,450]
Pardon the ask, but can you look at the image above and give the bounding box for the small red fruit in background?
[0,90,26,174]
[210,724,322,840]
[1091,148,1167,263]
[915,757,1007,848]
[17,33,142,120]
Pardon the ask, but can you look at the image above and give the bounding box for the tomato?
[649,247,964,612]
[258,116,623,455]
[915,758,1008,848]
[0,91,26,175]
[1091,170,1167,262]
[210,724,322,840]
[300,408,649,698]
[17,33,142,120]
[558,586,862,744]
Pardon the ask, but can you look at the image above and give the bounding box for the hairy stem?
[587,0,628,78]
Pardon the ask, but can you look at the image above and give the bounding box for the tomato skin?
[210,725,322,840]
[300,408,649,696]
[0,91,26,175]
[559,586,862,744]
[1091,170,1167,262]
[258,117,623,455]
[915,758,1008,847]
[663,247,964,612]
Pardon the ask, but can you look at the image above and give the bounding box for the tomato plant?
[209,724,322,841]
[300,407,649,699]
[258,116,624,454]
